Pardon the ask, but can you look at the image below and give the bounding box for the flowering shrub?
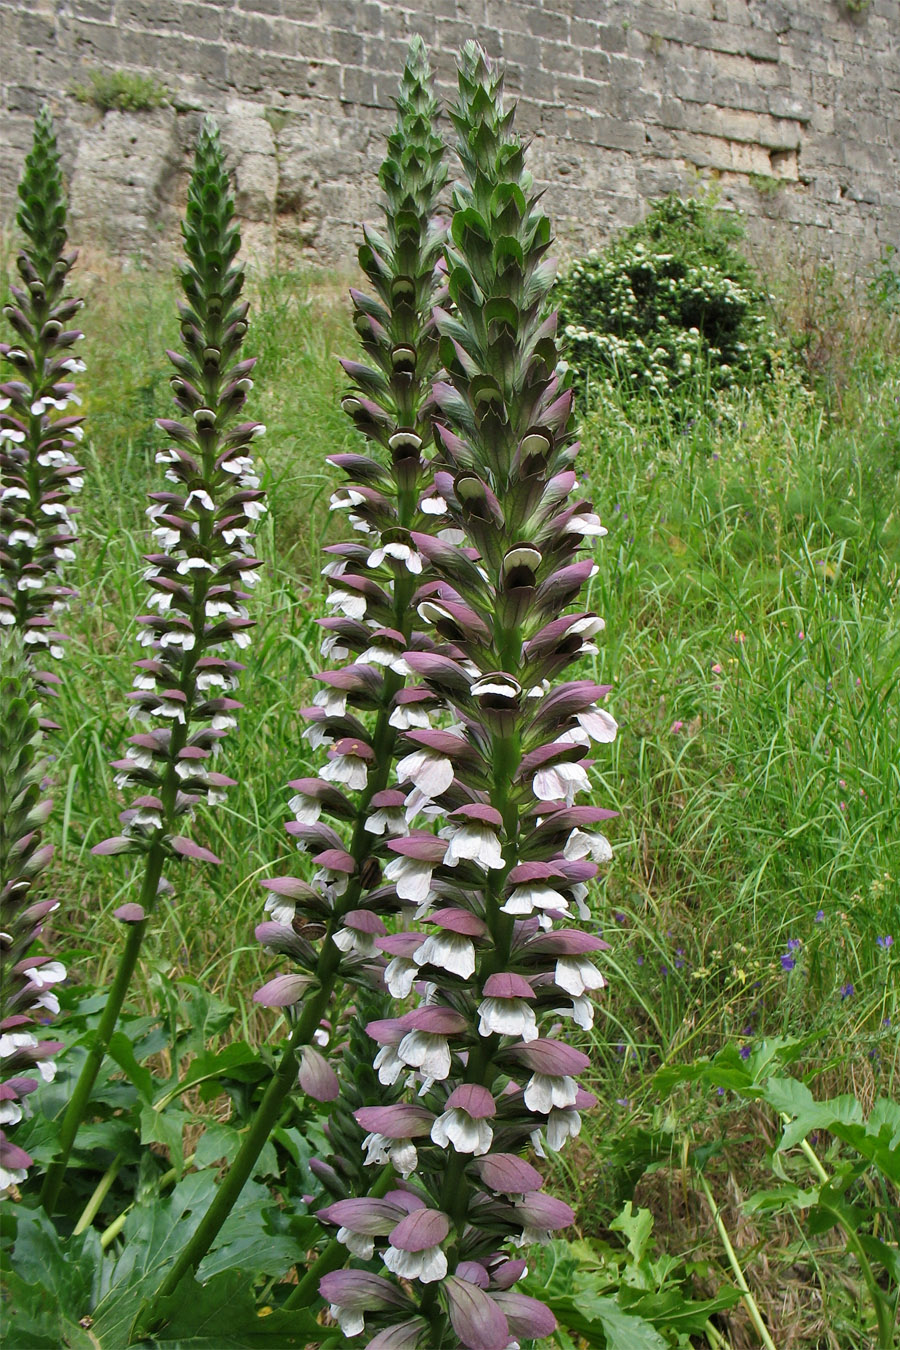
[557,194,793,402]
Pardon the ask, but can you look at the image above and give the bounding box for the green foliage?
[869,245,900,315]
[1,1176,322,1348]
[557,194,796,405]
[71,69,168,114]
[654,1042,900,1346]
[520,1210,740,1347]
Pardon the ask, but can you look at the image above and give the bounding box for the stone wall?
[0,0,897,269]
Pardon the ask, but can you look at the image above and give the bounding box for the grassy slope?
[23,255,900,1344]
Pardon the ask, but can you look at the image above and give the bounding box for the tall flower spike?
[0,633,66,1194]
[40,118,265,1214]
[252,32,448,1115]
[136,42,450,1321]
[320,45,615,1348]
[0,106,85,689]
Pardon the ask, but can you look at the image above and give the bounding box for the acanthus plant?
[316,46,616,1350]
[40,117,266,1215]
[0,105,85,694]
[0,635,65,1195]
[139,38,452,1316]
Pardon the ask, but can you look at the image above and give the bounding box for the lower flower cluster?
[0,636,65,1192]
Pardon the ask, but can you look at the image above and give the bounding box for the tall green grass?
[44,257,899,1063]
[16,253,899,1341]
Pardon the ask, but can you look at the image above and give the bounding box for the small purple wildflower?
[814,909,825,923]
[739,1045,751,1061]
[780,954,796,972]
[840,983,854,1000]
[787,938,801,950]
[876,935,893,949]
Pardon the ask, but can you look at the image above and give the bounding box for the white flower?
[555,956,606,997]
[397,1030,452,1080]
[326,588,367,619]
[152,697,186,723]
[413,931,475,979]
[176,557,215,575]
[263,893,295,925]
[576,706,618,743]
[535,1107,583,1154]
[420,493,448,515]
[22,961,66,988]
[0,1031,38,1058]
[302,721,332,750]
[313,687,348,717]
[396,749,453,798]
[320,633,349,661]
[196,670,235,691]
[563,829,612,863]
[383,853,435,905]
[431,1109,493,1156]
[566,511,607,536]
[384,956,418,998]
[442,821,504,870]
[501,883,570,917]
[9,529,38,548]
[289,792,322,824]
[533,760,590,806]
[477,997,538,1042]
[336,1227,375,1260]
[329,1305,364,1338]
[359,641,410,675]
[132,807,163,830]
[361,1132,418,1177]
[185,489,215,511]
[0,1101,23,1127]
[373,1044,405,1086]
[524,1072,579,1113]
[321,751,369,790]
[330,488,366,512]
[333,925,379,959]
[364,805,408,836]
[388,702,432,731]
[367,541,423,574]
[384,1244,447,1283]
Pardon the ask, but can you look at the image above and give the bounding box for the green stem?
[40,845,165,1215]
[785,1118,895,1350]
[697,1170,778,1350]
[704,1321,730,1349]
[72,1153,124,1236]
[283,1164,396,1311]
[98,1154,192,1251]
[134,969,344,1337]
